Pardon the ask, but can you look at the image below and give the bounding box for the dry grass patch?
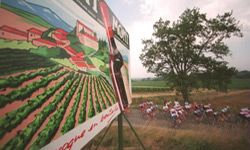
[87,123,250,150]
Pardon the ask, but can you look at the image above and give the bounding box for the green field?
[0,39,37,50]
[50,58,78,71]
[228,78,250,89]
[132,80,168,87]
[131,80,169,93]
[132,78,250,93]
[90,57,105,68]
[30,47,70,58]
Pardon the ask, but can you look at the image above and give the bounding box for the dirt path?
[132,92,175,98]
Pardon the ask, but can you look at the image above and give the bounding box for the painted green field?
[0,48,56,76]
[0,39,37,50]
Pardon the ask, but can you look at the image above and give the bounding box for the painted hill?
[0,5,50,32]
[2,0,73,32]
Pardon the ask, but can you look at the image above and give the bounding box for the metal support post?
[94,119,115,150]
[123,113,146,150]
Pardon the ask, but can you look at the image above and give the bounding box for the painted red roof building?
[53,32,68,41]
[27,28,43,41]
[0,25,27,41]
[32,38,57,48]
[75,62,88,68]
[52,29,68,41]
[76,52,84,58]
[76,20,98,50]
[28,28,43,35]
[55,28,68,36]
[65,46,78,56]
[56,40,65,47]
[87,64,96,69]
[71,56,83,62]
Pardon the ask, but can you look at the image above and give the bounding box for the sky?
[106,0,250,79]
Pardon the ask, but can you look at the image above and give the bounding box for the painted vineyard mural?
[0,0,131,149]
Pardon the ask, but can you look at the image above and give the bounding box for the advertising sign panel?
[0,0,131,149]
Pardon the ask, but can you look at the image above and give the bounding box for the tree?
[140,8,242,102]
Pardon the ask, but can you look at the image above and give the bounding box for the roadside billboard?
[0,0,131,149]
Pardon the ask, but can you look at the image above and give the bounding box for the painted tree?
[140,8,242,102]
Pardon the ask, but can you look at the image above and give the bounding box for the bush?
[132,87,170,93]
[79,76,89,123]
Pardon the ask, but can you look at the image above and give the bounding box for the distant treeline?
[132,77,164,82]
[132,70,250,82]
[131,70,250,92]
[132,87,170,93]
[234,70,250,79]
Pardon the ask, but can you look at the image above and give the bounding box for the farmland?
[131,80,169,93]
[132,80,168,87]
[89,90,250,150]
[0,57,117,149]
[83,78,250,150]
[132,77,250,93]
[228,78,250,89]
[131,78,168,93]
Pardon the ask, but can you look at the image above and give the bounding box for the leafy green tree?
[30,46,69,58]
[41,28,56,43]
[98,39,108,51]
[140,8,242,102]
[235,70,250,79]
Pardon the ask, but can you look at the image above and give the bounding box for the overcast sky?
[106,0,250,79]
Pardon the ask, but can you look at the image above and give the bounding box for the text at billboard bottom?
[41,103,120,150]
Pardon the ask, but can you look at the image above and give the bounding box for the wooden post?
[118,113,123,150]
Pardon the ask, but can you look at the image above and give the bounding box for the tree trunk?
[178,75,190,103]
[181,87,189,103]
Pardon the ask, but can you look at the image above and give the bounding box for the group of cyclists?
[138,99,249,127]
[240,108,250,119]
[139,101,159,119]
